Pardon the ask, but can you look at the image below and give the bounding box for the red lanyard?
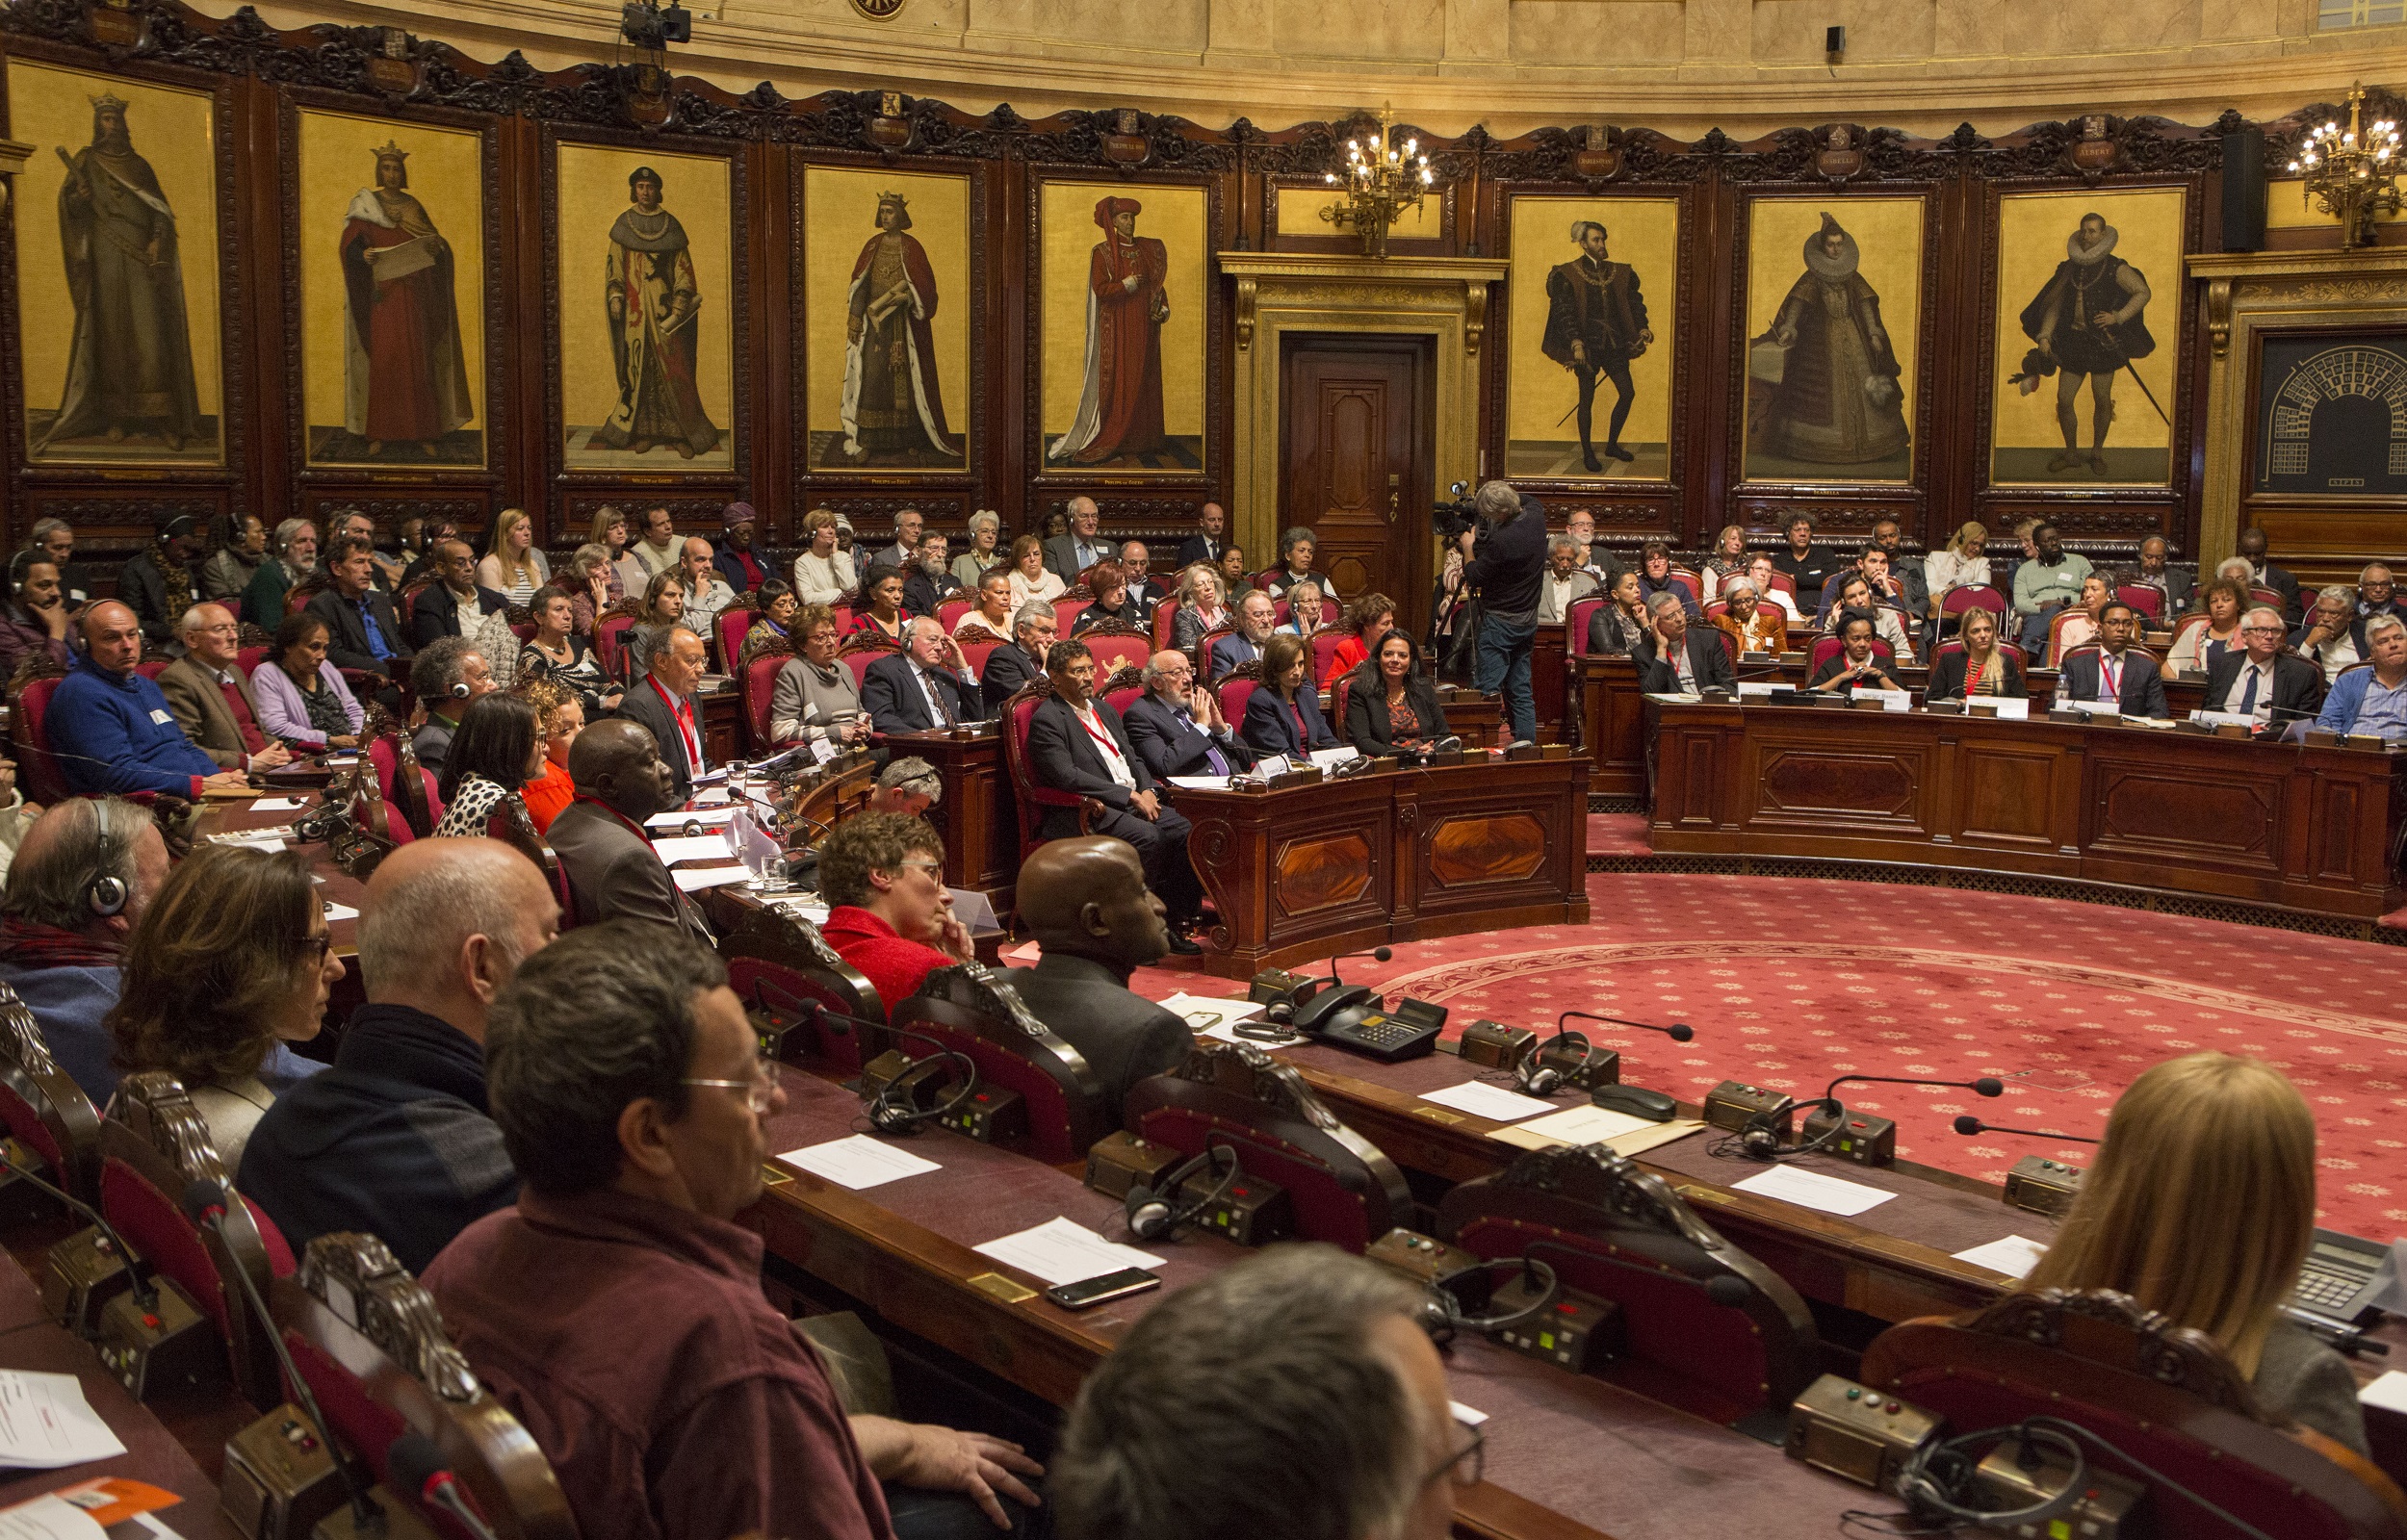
[2100,653,2121,700]
[1074,706,1126,764]
[651,677,700,765]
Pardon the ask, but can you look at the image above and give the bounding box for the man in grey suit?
[614,625,709,804]
[1002,836,1195,1122]
[1044,497,1113,582]
[544,719,712,943]
[157,603,291,771]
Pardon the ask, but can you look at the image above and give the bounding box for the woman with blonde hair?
[1169,564,1229,658]
[477,508,550,606]
[1925,520,1993,631]
[587,505,646,600]
[1005,533,1066,610]
[792,508,858,607]
[2024,1052,2366,1455]
[1700,524,1751,603]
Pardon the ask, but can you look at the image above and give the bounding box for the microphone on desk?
[1827,1073,2003,1109]
[388,1431,504,1540]
[179,1180,383,1537]
[1311,947,1392,990]
[0,1151,160,1316]
[1952,1115,2099,1143]
[1557,1010,1695,1044]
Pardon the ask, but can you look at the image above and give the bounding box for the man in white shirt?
[1537,535,1600,624]
[1207,591,1278,681]
[2292,585,2367,684]
[675,536,737,639]
[861,617,986,734]
[632,504,681,579]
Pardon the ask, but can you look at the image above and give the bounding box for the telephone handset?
[1287,984,1380,1037]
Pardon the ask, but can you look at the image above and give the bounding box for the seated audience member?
[432,693,546,842]
[1925,607,2026,702]
[2009,520,2092,652]
[547,720,712,943]
[0,552,73,681]
[1809,612,1906,695]
[427,925,1045,1540]
[770,605,874,751]
[1028,640,1204,953]
[819,812,976,1003]
[1430,550,1470,664]
[1175,502,1228,570]
[1924,521,1992,617]
[1278,580,1330,639]
[1006,534,1067,611]
[1564,507,1618,583]
[252,612,365,752]
[1744,553,1801,622]
[2293,584,2368,684]
[1004,837,1196,1117]
[625,571,689,679]
[1816,545,1909,625]
[242,519,314,629]
[241,838,556,1273]
[1713,578,1787,655]
[1122,541,1169,618]
[477,508,550,608]
[2164,576,2248,680]
[202,512,267,605]
[2205,606,2323,730]
[306,534,415,683]
[951,510,1002,589]
[1168,566,1230,659]
[1215,546,1251,594]
[1322,592,1398,684]
[791,507,858,608]
[2213,555,2256,588]
[159,603,293,773]
[27,520,89,612]
[516,680,579,834]
[0,800,167,1105]
[979,603,1059,711]
[410,538,511,652]
[617,627,711,803]
[2025,1052,2368,1456]
[592,506,648,601]
[560,544,615,635]
[2058,601,2167,716]
[51,603,247,800]
[676,536,737,636]
[1263,527,1334,604]
[106,845,339,1170]
[1344,631,1449,757]
[1537,535,1599,625]
[1636,591,1737,695]
[738,579,799,666]
[1820,574,1916,663]
[956,571,1018,639]
[116,513,206,654]
[1771,513,1839,602]
[1586,569,1651,656]
[1698,524,1750,603]
[851,564,910,646]
[2358,562,2403,625]
[2315,613,2407,738]
[2048,573,2115,666]
[1208,591,1279,681]
[328,510,404,591]
[1073,560,1145,633]
[902,531,965,622]
[408,637,496,778]
[864,617,987,733]
[1634,542,1701,620]
[2131,534,2191,617]
[869,757,943,817]
[1123,650,1251,781]
[1045,498,1112,582]
[1242,633,1339,757]
[2238,527,2304,623]
[518,584,620,719]
[1054,1245,1463,1540]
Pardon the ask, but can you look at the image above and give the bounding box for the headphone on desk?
[1124,1145,1243,1243]
[88,800,127,918]
[1509,1030,1612,1097]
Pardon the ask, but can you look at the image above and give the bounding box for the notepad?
[670,865,751,892]
[1488,1104,1708,1158]
[2359,1370,2407,1413]
[1731,1165,1896,1218]
[1952,1235,2048,1279]
[246,797,304,812]
[0,1371,126,1469]
[972,1218,1164,1287]
[1418,1081,1559,1122]
[780,1136,942,1191]
[321,903,358,923]
[650,834,734,864]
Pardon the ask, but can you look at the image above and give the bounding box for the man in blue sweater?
[49,602,247,800]
[0,799,168,1107]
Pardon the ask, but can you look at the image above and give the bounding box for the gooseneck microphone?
[388,1431,502,1540]
[1558,1011,1695,1044]
[1825,1073,2003,1108]
[0,1152,160,1314]
[1953,1116,2100,1143]
[179,1180,380,1536]
[1316,947,1392,988]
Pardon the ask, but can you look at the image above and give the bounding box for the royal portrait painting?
[1505,194,1680,481]
[1742,196,1926,485]
[1039,180,1206,474]
[800,165,971,473]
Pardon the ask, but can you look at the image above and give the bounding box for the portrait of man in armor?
[1540,219,1654,472]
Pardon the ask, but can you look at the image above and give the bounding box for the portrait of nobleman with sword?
[2009,210,2158,478]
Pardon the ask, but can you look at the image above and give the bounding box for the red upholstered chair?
[1081,626,1152,675]
[1124,1042,1412,1254]
[1862,1291,2407,1540]
[365,727,441,840]
[2166,611,2214,671]
[135,658,169,681]
[1151,603,1178,652]
[1667,567,1703,603]
[1273,598,1292,626]
[0,980,101,1207]
[1566,597,1608,656]
[1250,568,1281,591]
[1332,672,1352,728]
[999,679,1106,861]
[937,597,972,631]
[274,1233,579,1540]
[1763,570,1798,599]
[890,964,1114,1165]
[1052,592,1092,635]
[742,652,790,749]
[2114,582,2165,622]
[1215,660,1264,730]
[718,908,887,1073]
[1703,599,1730,621]
[1309,629,1350,680]
[1101,679,1148,717]
[714,607,754,676]
[12,671,73,807]
[2046,605,2095,667]
[1437,1144,1820,1427]
[1807,633,1897,674]
[593,611,638,680]
[98,1072,289,1406]
[395,581,427,631]
[839,633,900,691]
[1709,627,1739,670]
[2250,584,2287,612]
[236,644,270,678]
[1940,583,2009,639]
[956,634,1005,678]
[1194,624,1235,677]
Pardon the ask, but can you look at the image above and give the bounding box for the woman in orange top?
[1321,590,1397,684]
[515,678,582,834]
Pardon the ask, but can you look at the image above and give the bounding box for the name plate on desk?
[1965,698,2031,720]
[1851,688,1911,712]
[2189,708,2264,732]
[1240,767,1325,791]
[2060,698,2125,717]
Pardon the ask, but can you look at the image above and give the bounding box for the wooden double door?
[1279,334,1435,629]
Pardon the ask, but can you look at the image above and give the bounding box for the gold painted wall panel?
[1038,179,1206,475]
[800,165,972,472]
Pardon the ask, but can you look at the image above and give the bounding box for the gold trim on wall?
[1215,251,1507,566]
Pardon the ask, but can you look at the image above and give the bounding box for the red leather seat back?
[13,676,70,806]
[2114,583,2164,621]
[237,645,270,677]
[1216,677,1257,727]
[715,608,754,675]
[743,654,787,747]
[1807,634,1897,673]
[1309,629,1349,680]
[134,659,169,680]
[937,598,971,630]
[1942,583,2008,618]
[0,985,99,1200]
[594,613,636,680]
[1083,631,1152,674]
[1566,597,1607,656]
[893,970,1112,1165]
[719,909,889,1074]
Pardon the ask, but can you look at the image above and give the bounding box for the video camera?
[1434,480,1478,540]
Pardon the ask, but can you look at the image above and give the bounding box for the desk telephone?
[1253,949,1446,1063]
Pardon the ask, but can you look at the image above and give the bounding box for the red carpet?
[1138,870,2407,1243]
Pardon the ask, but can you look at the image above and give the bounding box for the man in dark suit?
[2057,602,2168,716]
[1174,502,1228,570]
[543,719,712,943]
[1206,591,1278,681]
[2359,563,2404,627]
[1044,497,1114,582]
[1120,542,1170,619]
[2237,528,2303,624]
[614,626,710,804]
[1634,592,1736,694]
[2205,606,2323,732]
[116,511,208,654]
[1002,837,1196,1122]
[409,539,512,650]
[1123,649,1253,781]
[306,535,414,682]
[2134,536,2193,618]
[1025,640,1203,953]
[901,531,966,621]
[863,617,986,734]
[978,603,1058,710]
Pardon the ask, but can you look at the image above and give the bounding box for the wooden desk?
[700,684,741,766]
[1170,754,1592,978]
[1650,701,2407,920]
[878,727,1019,911]
[1532,625,1568,744]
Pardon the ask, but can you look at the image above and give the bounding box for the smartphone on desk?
[1044,1268,1163,1311]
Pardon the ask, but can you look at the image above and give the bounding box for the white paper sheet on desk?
[1952,1235,2049,1279]
[0,1370,126,1469]
[1155,992,1255,1037]
[321,902,358,923]
[1732,1165,1896,1218]
[690,786,732,806]
[216,834,289,853]
[1167,776,1234,790]
[1307,746,1363,772]
[1643,693,1705,704]
[646,807,737,830]
[321,756,358,767]
[780,1135,942,1190]
[0,1495,106,1540]
[671,865,751,892]
[2192,708,2262,730]
[2359,1370,2407,1413]
[1488,1104,1707,1157]
[973,1217,1165,1287]
[1418,1081,1559,1122]
[651,834,734,863]
[1968,698,2031,720]
[246,796,304,812]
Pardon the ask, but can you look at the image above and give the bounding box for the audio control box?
[1488,1280,1621,1376]
[1083,1130,1182,1202]
[1175,1168,1292,1246]
[1970,1441,2142,1537]
[1366,1228,1484,1290]
[1801,1106,1897,1167]
[1784,1373,1941,1492]
[937,1085,1025,1145]
[2003,1155,2084,1219]
[1704,1080,1793,1138]
[1458,1020,1535,1070]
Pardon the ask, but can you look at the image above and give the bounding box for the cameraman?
[1458,479,1545,746]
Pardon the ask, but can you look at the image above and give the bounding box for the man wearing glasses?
[2204,606,2324,731]
[1054,1244,1473,1540]
[1122,649,1254,781]
[817,810,977,1007]
[427,922,1046,1540]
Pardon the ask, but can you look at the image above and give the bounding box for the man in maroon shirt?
[424,922,1043,1540]
[818,812,975,1008]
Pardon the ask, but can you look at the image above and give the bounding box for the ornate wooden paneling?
[1273,831,1375,913]
[1426,812,1544,886]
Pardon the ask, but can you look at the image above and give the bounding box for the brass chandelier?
[1321,109,1436,259]
[2288,83,2402,250]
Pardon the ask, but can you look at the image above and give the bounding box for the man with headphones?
[48,601,249,800]
[407,637,496,778]
[0,799,170,1106]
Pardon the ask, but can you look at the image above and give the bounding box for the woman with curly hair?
[106,844,344,1169]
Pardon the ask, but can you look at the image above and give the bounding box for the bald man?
[545,719,712,943]
[49,601,248,799]
[1001,837,1195,1122]
[240,837,558,1273]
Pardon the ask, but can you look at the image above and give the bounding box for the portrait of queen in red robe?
[1048,194,1170,467]
[338,141,475,461]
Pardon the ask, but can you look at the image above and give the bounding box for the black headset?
[864,1043,980,1136]
[1510,1029,1611,1097]
[88,800,127,918]
[1418,1253,1562,1346]
[1123,1144,1244,1244]
[1718,1095,1847,1162]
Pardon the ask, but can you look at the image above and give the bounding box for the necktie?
[1184,712,1230,776]
[2239,666,2260,716]
[920,668,957,728]
[219,680,268,755]
[675,697,702,769]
